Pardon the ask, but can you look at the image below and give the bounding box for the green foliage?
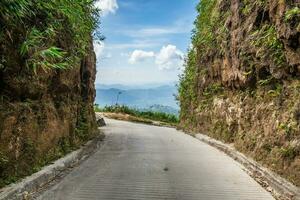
[0,136,79,188]
[94,104,102,112]
[280,145,299,160]
[192,0,229,55]
[241,0,267,15]
[178,49,198,119]
[0,152,8,169]
[203,83,223,97]
[0,0,101,72]
[178,0,230,122]
[75,105,90,140]
[250,25,286,66]
[258,76,273,86]
[193,0,217,48]
[99,105,179,124]
[278,122,297,140]
[285,7,300,21]
[267,83,283,97]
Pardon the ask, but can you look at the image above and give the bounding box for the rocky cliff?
[179,0,300,186]
[0,1,98,187]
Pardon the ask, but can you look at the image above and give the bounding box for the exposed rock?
[97,118,106,127]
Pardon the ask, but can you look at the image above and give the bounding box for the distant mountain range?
[95,83,176,90]
[95,84,179,115]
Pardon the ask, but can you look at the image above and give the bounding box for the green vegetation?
[0,136,79,187]
[285,7,300,21]
[178,49,198,120]
[178,0,229,123]
[0,152,8,179]
[96,105,179,125]
[0,0,101,188]
[280,145,299,160]
[192,0,229,55]
[178,0,300,186]
[75,105,91,141]
[0,0,101,72]
[203,83,223,97]
[250,25,286,66]
[241,0,267,16]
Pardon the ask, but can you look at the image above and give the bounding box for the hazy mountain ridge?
[95,84,179,115]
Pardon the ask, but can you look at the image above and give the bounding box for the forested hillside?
[0,0,99,187]
[179,0,300,186]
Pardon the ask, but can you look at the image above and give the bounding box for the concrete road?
[37,119,274,200]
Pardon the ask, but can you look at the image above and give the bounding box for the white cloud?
[94,41,112,60]
[155,45,184,70]
[129,50,155,64]
[127,45,184,70]
[94,41,105,58]
[95,0,119,16]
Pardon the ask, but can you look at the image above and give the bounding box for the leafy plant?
[285,7,300,21]
[203,83,224,97]
[0,0,102,72]
[250,25,286,66]
[0,152,8,167]
[258,77,273,86]
[267,83,283,97]
[178,49,198,119]
[280,145,299,160]
[75,105,90,140]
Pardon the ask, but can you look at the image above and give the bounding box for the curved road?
[38,119,274,200]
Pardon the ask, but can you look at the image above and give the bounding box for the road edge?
[195,133,300,200]
[0,133,105,200]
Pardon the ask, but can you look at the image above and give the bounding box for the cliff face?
[0,1,98,187]
[0,41,97,187]
[179,0,300,186]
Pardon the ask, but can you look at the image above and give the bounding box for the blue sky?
[95,0,198,85]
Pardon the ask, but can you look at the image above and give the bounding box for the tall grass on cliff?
[0,0,102,72]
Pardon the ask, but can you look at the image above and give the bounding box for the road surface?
[37,119,274,200]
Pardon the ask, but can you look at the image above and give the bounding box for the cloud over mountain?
[155,45,184,70]
[95,0,119,16]
[129,50,155,64]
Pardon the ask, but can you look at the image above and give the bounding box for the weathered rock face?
[179,0,300,186]
[0,40,97,187]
